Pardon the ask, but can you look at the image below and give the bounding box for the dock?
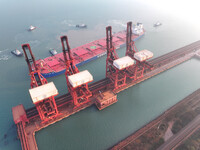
[13,40,200,150]
[111,87,200,150]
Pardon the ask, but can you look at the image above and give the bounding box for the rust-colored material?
[61,36,93,107]
[125,22,154,80]
[12,104,28,124]
[14,35,199,150]
[106,26,129,90]
[22,44,59,122]
[95,90,118,110]
[22,44,48,88]
[126,22,138,57]
[16,48,194,150]
[12,105,29,150]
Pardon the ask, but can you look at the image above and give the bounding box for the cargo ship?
[34,24,145,78]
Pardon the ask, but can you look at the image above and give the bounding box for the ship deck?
[35,30,144,77]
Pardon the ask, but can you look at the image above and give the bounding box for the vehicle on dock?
[76,24,87,28]
[49,49,57,56]
[154,22,162,27]
[28,25,36,31]
[11,49,23,57]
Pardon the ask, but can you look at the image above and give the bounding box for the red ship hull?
[35,30,144,78]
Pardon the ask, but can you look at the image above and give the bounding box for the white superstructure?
[113,56,134,70]
[29,82,58,104]
[133,23,144,35]
[29,25,36,31]
[68,70,93,88]
[134,50,153,62]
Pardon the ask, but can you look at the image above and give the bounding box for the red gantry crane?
[22,44,59,122]
[106,26,134,90]
[60,36,93,108]
[126,21,154,79]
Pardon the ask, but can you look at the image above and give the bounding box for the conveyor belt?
[26,78,111,118]
[150,40,200,66]
[17,122,29,150]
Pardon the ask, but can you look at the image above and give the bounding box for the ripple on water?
[27,40,41,48]
[107,19,126,28]
[61,19,75,27]
[0,49,11,61]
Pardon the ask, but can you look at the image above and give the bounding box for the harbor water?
[1,0,200,149]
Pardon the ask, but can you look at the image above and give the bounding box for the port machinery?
[22,44,59,122]
[105,22,153,90]
[12,44,60,150]
[106,26,135,90]
[33,23,145,78]
[125,21,153,79]
[11,21,200,150]
[60,35,93,107]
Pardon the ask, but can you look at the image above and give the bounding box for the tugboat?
[49,49,57,56]
[76,24,87,28]
[28,25,36,31]
[154,22,162,27]
[11,49,23,57]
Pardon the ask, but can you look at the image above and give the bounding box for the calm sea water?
[1,0,200,149]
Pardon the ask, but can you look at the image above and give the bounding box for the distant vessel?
[132,23,144,35]
[154,22,162,27]
[49,49,57,56]
[28,25,36,31]
[76,24,87,28]
[11,49,23,57]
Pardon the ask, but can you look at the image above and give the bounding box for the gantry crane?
[22,44,59,122]
[106,26,134,90]
[126,21,154,79]
[60,36,93,108]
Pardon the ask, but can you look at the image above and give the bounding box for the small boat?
[76,24,87,28]
[28,25,36,31]
[49,49,57,56]
[154,22,162,27]
[11,49,23,57]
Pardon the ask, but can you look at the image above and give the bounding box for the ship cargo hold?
[34,25,145,78]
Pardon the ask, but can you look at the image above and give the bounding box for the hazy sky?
[138,0,200,22]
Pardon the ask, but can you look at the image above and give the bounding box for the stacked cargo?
[113,56,135,70]
[134,49,153,62]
